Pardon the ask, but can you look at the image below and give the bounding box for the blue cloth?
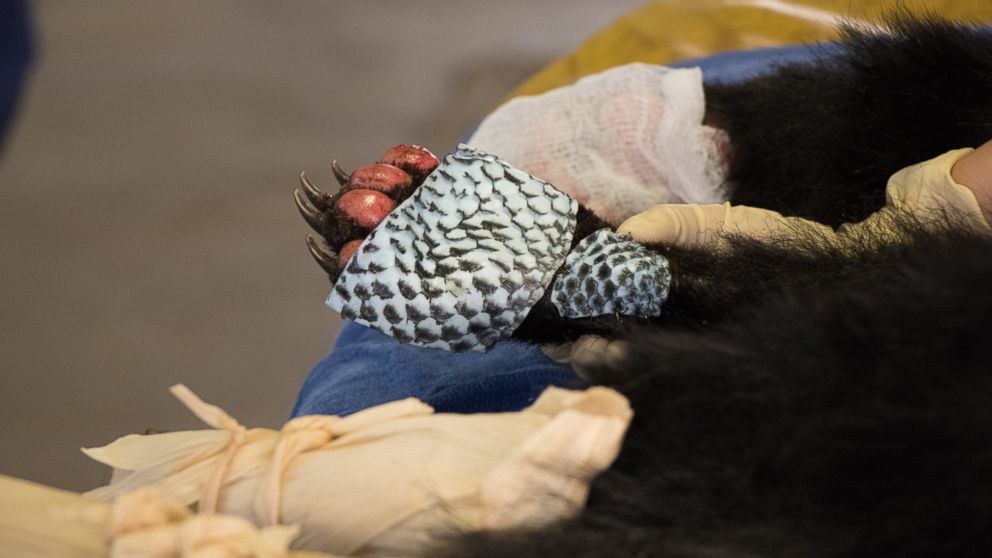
[0,0,32,149]
[292,42,839,418]
[291,324,583,416]
[669,42,841,84]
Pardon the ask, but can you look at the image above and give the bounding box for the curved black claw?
[331,160,350,186]
[294,188,326,233]
[299,171,330,209]
[306,235,338,278]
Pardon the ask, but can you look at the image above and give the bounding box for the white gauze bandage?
[468,63,730,224]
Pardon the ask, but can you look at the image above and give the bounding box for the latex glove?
[619,148,992,246]
[948,139,992,225]
[616,201,829,247]
[544,335,631,382]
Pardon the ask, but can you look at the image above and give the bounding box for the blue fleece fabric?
[291,42,838,418]
[0,0,32,147]
[291,324,584,416]
[669,42,841,83]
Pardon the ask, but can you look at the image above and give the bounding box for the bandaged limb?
[295,145,672,352]
[290,67,735,352]
[297,140,991,356]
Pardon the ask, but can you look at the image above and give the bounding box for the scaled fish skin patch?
[326,145,578,352]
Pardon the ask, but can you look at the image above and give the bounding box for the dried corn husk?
[0,475,335,558]
[84,385,633,557]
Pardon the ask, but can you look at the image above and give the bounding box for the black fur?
[436,227,992,558]
[432,14,992,558]
[709,15,992,226]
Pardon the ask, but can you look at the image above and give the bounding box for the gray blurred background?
[0,1,642,490]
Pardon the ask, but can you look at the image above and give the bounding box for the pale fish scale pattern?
[551,228,671,319]
[326,145,578,352]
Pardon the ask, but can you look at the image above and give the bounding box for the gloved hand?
[546,144,992,379]
[950,138,992,225]
[614,146,992,247]
[543,335,631,382]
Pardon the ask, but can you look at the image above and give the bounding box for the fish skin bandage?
[326,146,578,352]
[551,229,671,319]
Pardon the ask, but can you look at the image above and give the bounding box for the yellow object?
[617,149,992,248]
[108,487,318,558]
[0,475,108,558]
[512,0,992,98]
[83,384,633,557]
[0,476,334,558]
[0,384,633,558]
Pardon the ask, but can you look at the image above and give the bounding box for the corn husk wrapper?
[0,475,335,558]
[84,385,633,557]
